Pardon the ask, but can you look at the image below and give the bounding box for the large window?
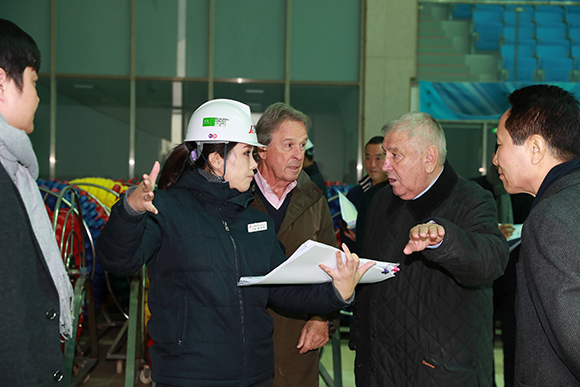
[4,0,362,182]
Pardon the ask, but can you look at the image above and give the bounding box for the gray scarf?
[0,114,73,338]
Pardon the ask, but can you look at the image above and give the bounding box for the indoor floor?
[75,314,507,387]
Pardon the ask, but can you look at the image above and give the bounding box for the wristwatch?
[327,319,337,335]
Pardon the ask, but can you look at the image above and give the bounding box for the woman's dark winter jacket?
[96,168,349,387]
[350,162,509,387]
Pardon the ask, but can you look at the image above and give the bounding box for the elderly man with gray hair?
[350,112,509,387]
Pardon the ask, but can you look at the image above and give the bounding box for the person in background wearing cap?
[96,99,373,387]
[0,19,73,385]
[251,102,338,387]
[302,138,328,199]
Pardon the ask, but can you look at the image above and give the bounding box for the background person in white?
[493,84,580,387]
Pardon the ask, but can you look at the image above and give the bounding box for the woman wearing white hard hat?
[96,99,373,387]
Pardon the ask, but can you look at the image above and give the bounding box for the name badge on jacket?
[247,222,267,233]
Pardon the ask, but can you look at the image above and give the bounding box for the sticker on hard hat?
[208,133,218,139]
[203,117,229,127]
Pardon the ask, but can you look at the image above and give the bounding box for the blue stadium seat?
[534,12,564,27]
[475,5,505,13]
[473,10,503,25]
[536,26,568,45]
[474,22,504,51]
[536,44,569,60]
[503,25,535,44]
[572,45,580,59]
[540,57,574,81]
[572,45,580,69]
[502,56,538,81]
[565,6,580,15]
[452,4,472,19]
[566,13,580,28]
[501,44,535,58]
[535,5,565,16]
[569,27,580,44]
[504,10,534,26]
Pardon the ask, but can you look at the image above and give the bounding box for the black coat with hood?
[350,162,509,387]
[96,168,350,387]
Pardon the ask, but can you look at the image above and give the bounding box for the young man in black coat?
[0,19,72,385]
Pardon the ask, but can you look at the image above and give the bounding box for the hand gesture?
[319,243,375,301]
[343,228,356,242]
[296,317,329,354]
[499,223,514,240]
[127,161,160,214]
[403,223,445,255]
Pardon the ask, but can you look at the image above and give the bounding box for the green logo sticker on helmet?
[203,117,229,127]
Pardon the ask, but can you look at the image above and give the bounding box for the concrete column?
[363,0,417,143]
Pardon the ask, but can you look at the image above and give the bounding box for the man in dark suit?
[493,84,580,386]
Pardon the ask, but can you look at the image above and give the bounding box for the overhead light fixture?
[245,89,264,94]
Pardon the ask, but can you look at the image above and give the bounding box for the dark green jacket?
[97,168,349,387]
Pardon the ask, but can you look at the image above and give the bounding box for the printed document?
[238,240,399,286]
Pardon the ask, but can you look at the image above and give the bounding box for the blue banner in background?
[420,81,580,121]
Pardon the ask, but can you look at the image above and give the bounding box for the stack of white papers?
[238,240,399,286]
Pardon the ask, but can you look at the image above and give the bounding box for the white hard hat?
[185,99,265,147]
[305,138,314,150]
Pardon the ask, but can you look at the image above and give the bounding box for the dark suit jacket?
[0,164,65,385]
[515,170,580,386]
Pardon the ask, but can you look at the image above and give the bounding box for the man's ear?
[257,146,267,160]
[207,151,225,176]
[424,145,439,174]
[0,68,7,95]
[528,134,546,165]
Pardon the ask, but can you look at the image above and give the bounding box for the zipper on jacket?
[177,296,187,347]
[222,219,248,381]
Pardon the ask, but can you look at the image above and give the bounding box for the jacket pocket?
[416,352,478,387]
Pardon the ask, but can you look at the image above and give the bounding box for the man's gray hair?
[382,112,447,165]
[255,102,312,146]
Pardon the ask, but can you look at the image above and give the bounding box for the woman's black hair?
[157,142,238,190]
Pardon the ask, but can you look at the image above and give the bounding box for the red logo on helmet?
[208,133,218,139]
[249,125,255,134]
